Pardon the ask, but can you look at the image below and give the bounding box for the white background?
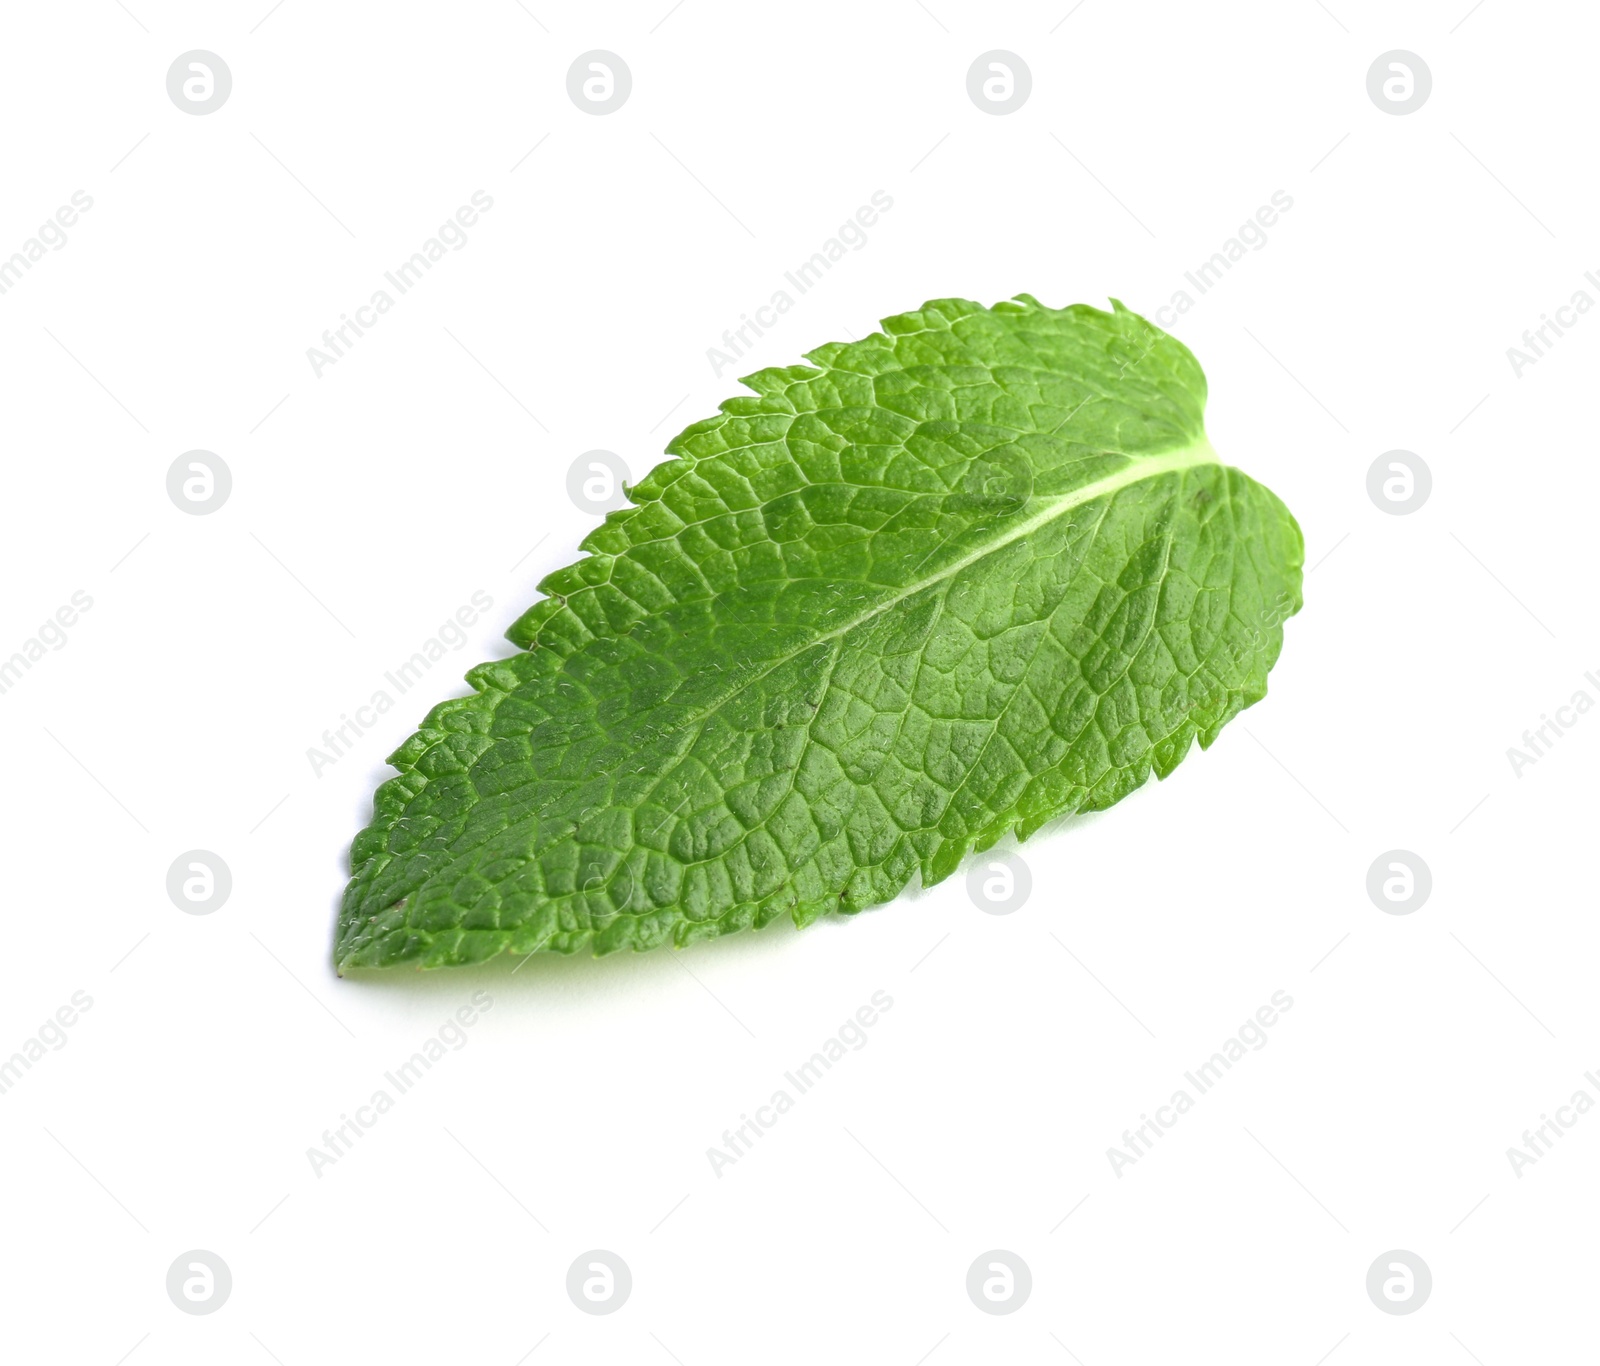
[0,1,1593,1362]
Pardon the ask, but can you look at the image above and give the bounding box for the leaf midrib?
[366,437,1226,949]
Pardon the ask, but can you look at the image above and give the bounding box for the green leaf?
[336,296,1303,971]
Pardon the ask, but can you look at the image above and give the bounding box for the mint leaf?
[336,297,1303,971]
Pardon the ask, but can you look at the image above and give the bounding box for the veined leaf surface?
[337,297,1303,971]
